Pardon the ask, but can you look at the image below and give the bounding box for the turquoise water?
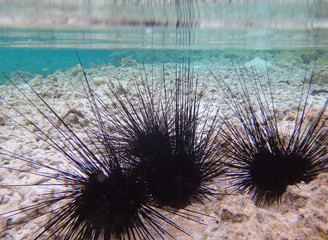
[1,2,328,239]
[1,46,327,84]
[1,1,328,84]
[0,48,271,83]
[1,27,328,84]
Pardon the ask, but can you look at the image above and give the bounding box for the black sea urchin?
[0,71,185,239]
[83,61,225,210]
[211,63,328,206]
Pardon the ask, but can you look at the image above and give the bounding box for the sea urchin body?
[211,63,328,206]
[0,69,185,239]
[85,61,225,210]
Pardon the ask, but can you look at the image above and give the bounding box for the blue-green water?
[1,0,328,84]
[0,48,263,81]
[1,2,328,239]
[1,47,327,84]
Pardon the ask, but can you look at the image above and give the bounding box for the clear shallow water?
[1,2,328,240]
[1,47,327,85]
[0,1,328,83]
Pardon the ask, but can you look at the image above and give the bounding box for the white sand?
[0,58,328,239]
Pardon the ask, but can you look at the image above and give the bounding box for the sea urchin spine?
[0,69,186,239]
[81,60,226,210]
[211,63,328,206]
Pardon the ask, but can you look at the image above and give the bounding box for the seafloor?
[0,52,328,240]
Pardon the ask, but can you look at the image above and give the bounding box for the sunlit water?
[1,0,328,84]
[1,1,328,239]
[0,26,328,84]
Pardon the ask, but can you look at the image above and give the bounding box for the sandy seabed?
[0,57,328,240]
